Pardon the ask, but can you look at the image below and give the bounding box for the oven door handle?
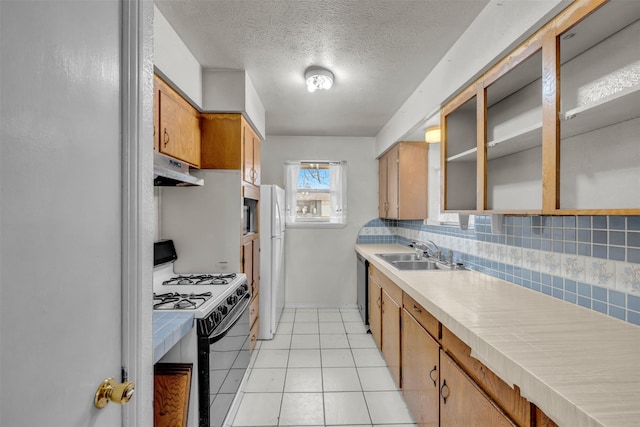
[207,294,251,344]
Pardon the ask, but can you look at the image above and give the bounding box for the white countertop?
[356,244,640,427]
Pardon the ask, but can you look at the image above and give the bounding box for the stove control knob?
[218,305,228,315]
[227,295,237,305]
[212,311,222,325]
[236,287,245,296]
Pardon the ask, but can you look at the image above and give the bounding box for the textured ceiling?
[155,0,489,138]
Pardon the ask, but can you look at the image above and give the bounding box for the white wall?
[154,5,202,107]
[261,136,378,307]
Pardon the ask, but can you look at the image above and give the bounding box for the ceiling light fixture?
[305,66,334,93]
[424,126,441,143]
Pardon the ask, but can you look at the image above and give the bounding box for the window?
[285,161,347,228]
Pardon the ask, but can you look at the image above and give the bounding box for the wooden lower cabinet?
[365,265,558,426]
[381,290,401,387]
[368,278,382,348]
[440,351,516,426]
[369,264,402,387]
[441,326,531,426]
[402,308,440,427]
[243,235,260,351]
[249,317,259,351]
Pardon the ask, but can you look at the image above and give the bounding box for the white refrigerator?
[259,185,286,339]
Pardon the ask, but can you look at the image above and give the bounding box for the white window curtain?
[329,162,347,224]
[285,163,300,224]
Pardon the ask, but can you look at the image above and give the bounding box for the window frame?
[284,160,347,229]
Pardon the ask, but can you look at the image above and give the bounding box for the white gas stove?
[152,262,247,319]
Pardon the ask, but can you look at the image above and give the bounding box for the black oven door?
[198,294,251,427]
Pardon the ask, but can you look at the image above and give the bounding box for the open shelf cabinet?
[440,0,640,215]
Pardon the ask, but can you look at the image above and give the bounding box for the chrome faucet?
[411,240,441,260]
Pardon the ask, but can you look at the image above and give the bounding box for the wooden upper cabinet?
[242,120,261,186]
[555,0,640,213]
[153,75,201,168]
[379,141,428,219]
[200,113,262,187]
[441,0,640,215]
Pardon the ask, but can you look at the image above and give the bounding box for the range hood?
[153,152,204,187]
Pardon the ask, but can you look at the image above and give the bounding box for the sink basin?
[392,260,443,270]
[375,253,467,271]
[375,253,422,262]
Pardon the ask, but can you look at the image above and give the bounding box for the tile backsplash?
[357,216,640,327]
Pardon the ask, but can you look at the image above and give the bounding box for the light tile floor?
[232,308,416,427]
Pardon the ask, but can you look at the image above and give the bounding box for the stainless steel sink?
[375,253,467,271]
[376,253,422,262]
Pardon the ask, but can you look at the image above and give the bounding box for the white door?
[0,1,150,426]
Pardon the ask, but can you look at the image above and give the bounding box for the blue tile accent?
[628,232,640,248]
[609,231,625,246]
[593,216,607,229]
[593,230,607,244]
[593,300,607,314]
[564,216,576,228]
[578,283,591,297]
[578,243,591,256]
[628,294,640,312]
[593,245,607,259]
[609,290,626,307]
[153,312,194,364]
[578,296,591,308]
[628,216,640,231]
[375,215,640,326]
[609,246,625,262]
[553,276,563,289]
[609,216,625,230]
[578,230,591,242]
[609,305,626,321]
[629,310,640,326]
[564,292,577,304]
[577,216,591,228]
[592,286,607,302]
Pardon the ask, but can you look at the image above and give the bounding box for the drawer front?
[403,292,440,340]
[370,264,402,304]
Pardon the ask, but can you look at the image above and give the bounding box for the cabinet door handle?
[429,365,437,387]
[163,128,170,147]
[440,379,450,404]
[412,304,422,314]
[377,296,381,308]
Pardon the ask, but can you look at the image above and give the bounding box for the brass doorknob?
[94,378,135,409]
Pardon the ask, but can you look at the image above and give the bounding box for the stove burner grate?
[162,273,237,286]
[153,291,213,310]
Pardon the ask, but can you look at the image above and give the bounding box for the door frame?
[121,0,154,425]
